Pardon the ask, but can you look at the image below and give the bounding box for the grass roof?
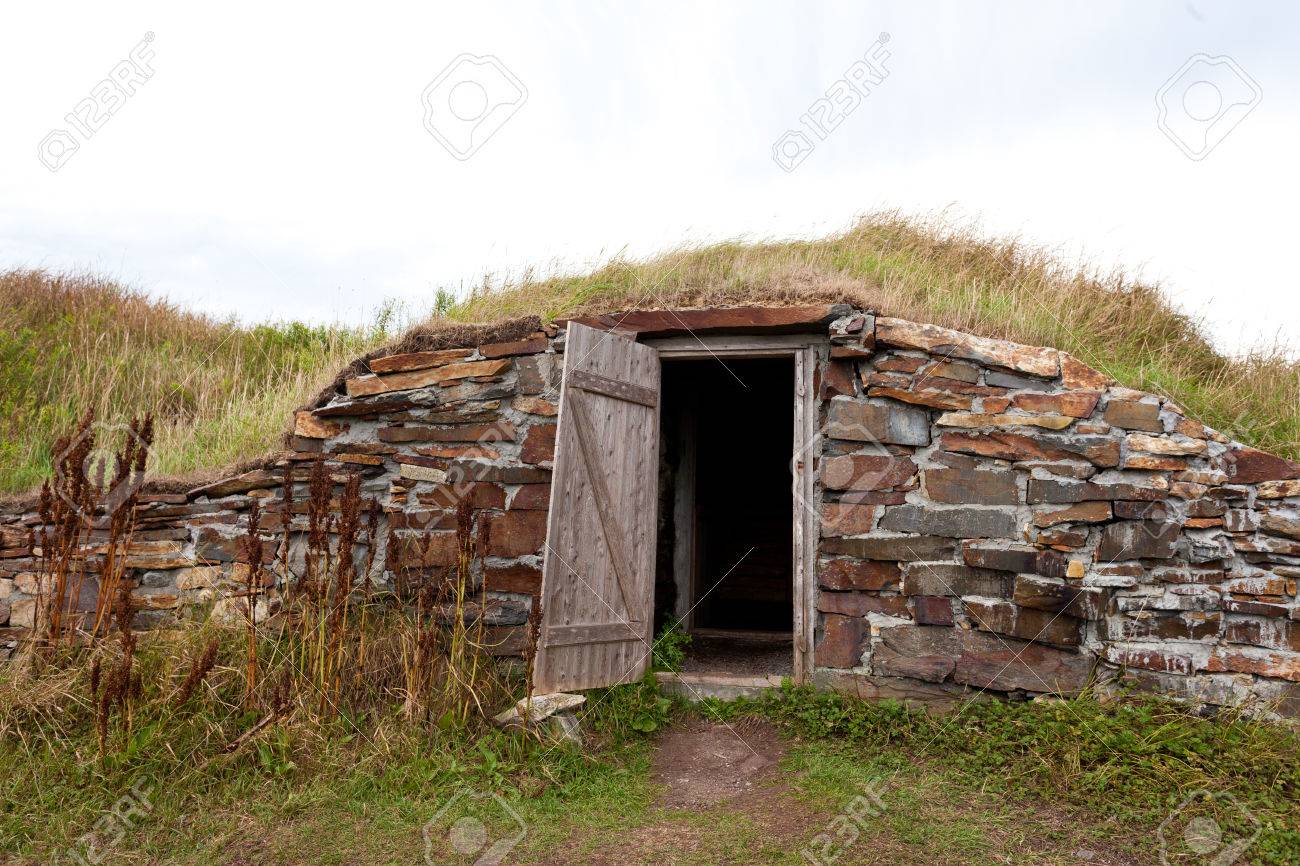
[3,212,1296,496]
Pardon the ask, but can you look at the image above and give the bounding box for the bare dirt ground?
[533,719,1154,866]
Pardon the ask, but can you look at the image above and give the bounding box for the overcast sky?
[2,1,1296,354]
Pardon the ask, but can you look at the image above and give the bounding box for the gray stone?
[1027,478,1164,504]
[923,464,1020,505]
[901,562,1011,598]
[827,398,931,447]
[494,692,586,727]
[963,599,1083,647]
[140,570,178,588]
[879,505,1019,539]
[879,624,961,658]
[952,629,1093,694]
[984,370,1054,391]
[820,535,958,561]
[963,543,1066,577]
[1096,521,1180,560]
[872,645,955,682]
[1012,575,1110,620]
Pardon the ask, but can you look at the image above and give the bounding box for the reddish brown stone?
[1097,521,1180,560]
[1203,649,1300,682]
[416,482,506,510]
[512,396,558,416]
[369,348,472,374]
[1010,391,1102,418]
[823,360,858,398]
[313,396,421,417]
[818,592,908,617]
[919,360,980,384]
[484,511,548,557]
[387,510,456,531]
[520,424,557,464]
[449,462,550,484]
[1121,453,1189,471]
[962,543,1066,577]
[479,335,549,358]
[963,599,1083,647]
[484,563,544,595]
[913,595,954,625]
[1059,354,1114,390]
[1221,447,1300,484]
[346,358,512,397]
[901,562,1011,597]
[294,411,344,439]
[819,503,877,537]
[1224,619,1300,652]
[509,484,552,510]
[1222,599,1289,617]
[819,558,901,591]
[873,355,928,374]
[816,613,867,668]
[1032,501,1112,527]
[822,455,917,491]
[1103,400,1162,432]
[1028,479,1163,504]
[820,535,957,561]
[1115,611,1220,641]
[392,532,459,568]
[189,469,281,499]
[940,431,1119,467]
[569,305,843,337]
[414,445,502,460]
[867,385,973,411]
[379,423,516,443]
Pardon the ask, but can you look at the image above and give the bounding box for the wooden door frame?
[644,334,822,684]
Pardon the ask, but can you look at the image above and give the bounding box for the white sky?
[2,1,1296,354]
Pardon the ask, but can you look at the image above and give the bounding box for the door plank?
[534,323,661,693]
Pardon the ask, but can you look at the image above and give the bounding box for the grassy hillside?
[0,270,383,495]
[2,212,1297,494]
[451,212,1299,462]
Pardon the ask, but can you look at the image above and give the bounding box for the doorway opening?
[655,356,795,678]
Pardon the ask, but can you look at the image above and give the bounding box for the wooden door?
[533,323,661,693]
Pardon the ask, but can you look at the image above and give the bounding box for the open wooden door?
[533,323,661,693]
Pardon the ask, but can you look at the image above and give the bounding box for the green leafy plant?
[651,619,691,673]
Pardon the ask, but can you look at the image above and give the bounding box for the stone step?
[654,671,785,702]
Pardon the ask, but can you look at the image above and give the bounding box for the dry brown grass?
[447,211,1299,458]
[3,211,1295,496]
[0,269,381,494]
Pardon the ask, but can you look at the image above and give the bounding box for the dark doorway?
[655,357,794,675]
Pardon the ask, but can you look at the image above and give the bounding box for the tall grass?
[3,211,1296,497]
[451,211,1300,460]
[0,269,387,494]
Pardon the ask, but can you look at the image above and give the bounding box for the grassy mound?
[0,270,383,495]
[451,212,1299,461]
[3,212,1296,494]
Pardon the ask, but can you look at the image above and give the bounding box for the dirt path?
[533,719,1155,866]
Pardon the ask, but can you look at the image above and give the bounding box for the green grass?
[3,212,1297,494]
[5,638,1297,866]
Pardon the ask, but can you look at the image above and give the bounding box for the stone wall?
[0,329,564,659]
[811,313,1300,717]
[2,306,1297,718]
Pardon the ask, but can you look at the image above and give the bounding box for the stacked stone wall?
[2,307,1297,717]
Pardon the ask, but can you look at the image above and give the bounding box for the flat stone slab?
[493,692,586,727]
[654,671,785,702]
